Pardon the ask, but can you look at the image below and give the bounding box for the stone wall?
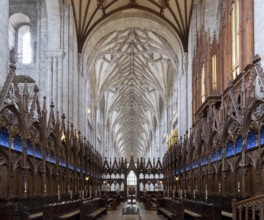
[0,0,9,88]
[254,0,264,66]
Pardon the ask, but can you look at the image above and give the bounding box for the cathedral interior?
[0,0,264,219]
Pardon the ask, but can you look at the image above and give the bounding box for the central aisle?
[97,202,166,220]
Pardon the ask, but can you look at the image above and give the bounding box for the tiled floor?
[97,201,166,220]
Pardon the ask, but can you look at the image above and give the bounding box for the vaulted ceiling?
[66,0,192,158]
[92,28,173,158]
[68,0,194,52]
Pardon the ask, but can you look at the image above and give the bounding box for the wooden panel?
[0,204,14,220]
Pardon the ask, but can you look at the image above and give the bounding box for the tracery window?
[127,170,137,186]
[18,25,32,64]
[9,13,32,64]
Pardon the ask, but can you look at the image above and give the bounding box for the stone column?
[58,55,63,113]
[184,52,189,130]
[46,51,64,111]
[0,0,9,88]
[46,55,53,106]
[52,56,58,103]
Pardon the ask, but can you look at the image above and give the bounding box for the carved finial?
[33,85,39,93]
[253,54,261,64]
[78,130,81,140]
[48,101,56,130]
[43,96,47,111]
[50,102,54,108]
[23,80,29,113]
[56,111,60,123]
[241,71,246,93]
[9,47,17,71]
[66,120,70,134]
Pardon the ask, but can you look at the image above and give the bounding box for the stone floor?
[97,201,166,220]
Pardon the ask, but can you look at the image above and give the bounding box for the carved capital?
[46,50,65,59]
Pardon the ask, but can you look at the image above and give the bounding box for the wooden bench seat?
[58,210,80,219]
[184,209,202,220]
[80,198,107,220]
[108,198,117,210]
[0,204,15,220]
[20,196,58,220]
[88,207,107,219]
[157,198,184,220]
[43,200,83,220]
[144,194,156,210]
[159,207,176,219]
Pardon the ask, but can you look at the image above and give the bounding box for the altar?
[123,186,140,219]
[127,186,137,204]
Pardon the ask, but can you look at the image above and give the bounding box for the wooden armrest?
[58,210,80,219]
[221,211,233,218]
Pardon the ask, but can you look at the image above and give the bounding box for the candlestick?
[180,189,182,199]
[58,189,61,202]
[24,181,27,193]
[238,181,240,192]
[44,183,47,193]
[218,183,221,192]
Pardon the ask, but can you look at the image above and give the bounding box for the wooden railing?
[232,194,264,220]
